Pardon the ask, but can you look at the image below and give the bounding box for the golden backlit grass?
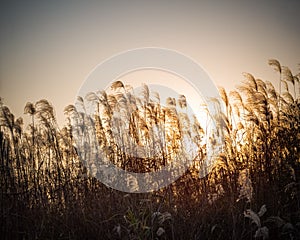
[0,60,299,239]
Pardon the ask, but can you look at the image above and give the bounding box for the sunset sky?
[0,0,299,125]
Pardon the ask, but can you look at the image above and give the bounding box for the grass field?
[1,60,299,239]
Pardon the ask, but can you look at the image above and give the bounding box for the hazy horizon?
[1,0,299,125]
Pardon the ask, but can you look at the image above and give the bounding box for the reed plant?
[0,60,299,239]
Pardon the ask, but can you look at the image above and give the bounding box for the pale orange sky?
[0,0,299,125]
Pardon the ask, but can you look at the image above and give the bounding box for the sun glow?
[107,69,209,132]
